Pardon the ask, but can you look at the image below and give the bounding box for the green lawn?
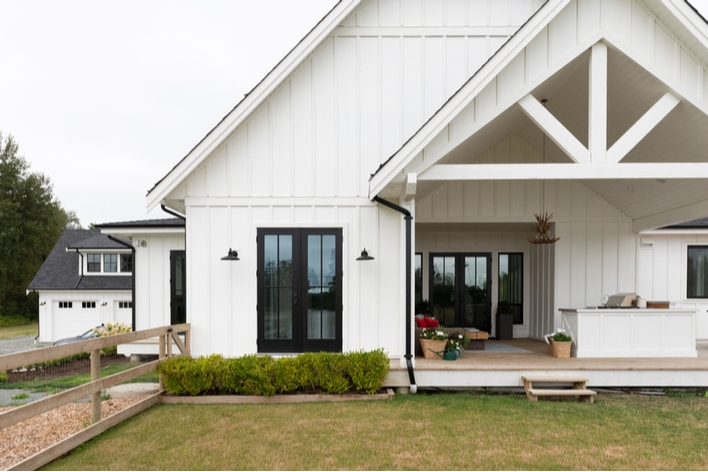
[42,392,708,470]
[0,321,38,340]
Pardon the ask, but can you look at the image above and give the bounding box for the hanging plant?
[528,212,560,244]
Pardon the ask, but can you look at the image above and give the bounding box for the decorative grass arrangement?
[156,350,390,396]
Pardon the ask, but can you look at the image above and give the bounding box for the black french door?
[257,228,342,353]
[170,250,186,325]
[429,253,492,332]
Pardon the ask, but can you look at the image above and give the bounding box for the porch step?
[521,375,596,403]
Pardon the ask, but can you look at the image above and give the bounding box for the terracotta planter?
[550,339,572,358]
[420,339,447,360]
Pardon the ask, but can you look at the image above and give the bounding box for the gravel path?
[0,335,37,355]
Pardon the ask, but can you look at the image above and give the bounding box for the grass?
[41,392,708,470]
[0,363,159,394]
[0,321,38,340]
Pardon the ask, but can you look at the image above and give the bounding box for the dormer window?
[83,252,132,274]
[87,254,101,272]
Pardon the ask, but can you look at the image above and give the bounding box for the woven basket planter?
[550,339,572,358]
[420,339,447,360]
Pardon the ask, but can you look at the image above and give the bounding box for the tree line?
[0,132,79,319]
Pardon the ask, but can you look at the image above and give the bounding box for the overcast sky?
[1,0,707,227]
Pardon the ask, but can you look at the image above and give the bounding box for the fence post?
[90,349,101,424]
[167,329,173,358]
[185,328,191,356]
[158,333,166,391]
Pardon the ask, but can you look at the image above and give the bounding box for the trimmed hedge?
[156,350,389,397]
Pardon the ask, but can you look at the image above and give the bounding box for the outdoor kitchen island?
[560,308,698,358]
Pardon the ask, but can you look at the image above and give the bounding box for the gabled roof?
[368,0,708,199]
[68,234,130,250]
[27,230,132,292]
[146,0,361,212]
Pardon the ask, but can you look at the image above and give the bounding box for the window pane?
[120,254,133,272]
[308,235,322,287]
[499,253,523,324]
[87,254,101,272]
[688,247,708,298]
[415,254,423,314]
[431,256,455,326]
[264,235,278,287]
[104,254,117,272]
[279,235,292,286]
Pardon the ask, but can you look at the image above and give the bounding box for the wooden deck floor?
[385,339,708,388]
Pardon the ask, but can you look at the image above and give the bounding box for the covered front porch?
[385,339,708,389]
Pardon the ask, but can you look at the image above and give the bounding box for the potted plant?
[419,328,448,360]
[544,329,573,358]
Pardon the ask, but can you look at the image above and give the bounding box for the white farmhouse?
[103,0,708,387]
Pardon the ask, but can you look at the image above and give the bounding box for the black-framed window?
[498,253,523,324]
[87,254,101,272]
[414,253,424,314]
[688,246,708,298]
[119,301,132,309]
[120,253,133,273]
[82,301,96,309]
[104,254,118,272]
[59,301,73,309]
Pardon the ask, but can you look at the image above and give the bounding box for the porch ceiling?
[422,44,708,224]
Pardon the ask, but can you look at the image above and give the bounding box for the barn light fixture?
[221,248,240,261]
[356,248,374,261]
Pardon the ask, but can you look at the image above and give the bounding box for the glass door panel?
[464,256,490,331]
[431,255,456,326]
[258,228,341,353]
[170,251,186,325]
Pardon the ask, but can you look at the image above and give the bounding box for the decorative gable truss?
[371,0,708,232]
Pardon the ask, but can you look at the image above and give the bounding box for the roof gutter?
[106,235,136,332]
[372,196,416,394]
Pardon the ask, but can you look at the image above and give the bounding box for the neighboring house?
[111,0,708,370]
[28,230,133,343]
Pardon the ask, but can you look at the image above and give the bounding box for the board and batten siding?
[184,202,407,358]
[635,234,708,339]
[133,233,184,332]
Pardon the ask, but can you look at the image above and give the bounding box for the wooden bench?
[521,375,597,403]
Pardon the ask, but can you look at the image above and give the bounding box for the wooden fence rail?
[0,323,190,470]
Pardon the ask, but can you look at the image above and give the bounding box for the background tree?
[0,132,77,319]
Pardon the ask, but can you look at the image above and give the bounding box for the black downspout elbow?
[373,196,417,393]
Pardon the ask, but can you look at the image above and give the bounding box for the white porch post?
[589,42,607,164]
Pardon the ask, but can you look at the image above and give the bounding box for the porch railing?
[0,323,190,470]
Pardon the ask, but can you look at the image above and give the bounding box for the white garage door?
[53,301,100,340]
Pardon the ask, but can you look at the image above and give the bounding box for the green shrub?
[0,314,31,328]
[0,371,7,383]
[158,350,390,397]
[346,349,390,395]
[14,352,90,372]
[268,357,301,393]
[223,355,275,396]
[157,354,224,395]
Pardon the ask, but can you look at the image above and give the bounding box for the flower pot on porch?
[420,339,447,360]
[550,339,572,358]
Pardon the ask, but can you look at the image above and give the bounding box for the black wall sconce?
[221,248,240,261]
[356,248,374,261]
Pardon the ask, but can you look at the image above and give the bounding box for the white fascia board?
[662,0,708,52]
[146,0,362,212]
[641,229,708,235]
[419,163,708,181]
[368,0,570,198]
[100,227,185,236]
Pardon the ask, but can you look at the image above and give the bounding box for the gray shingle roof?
[95,218,184,229]
[27,229,132,291]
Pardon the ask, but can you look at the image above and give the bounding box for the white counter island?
[559,308,697,358]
